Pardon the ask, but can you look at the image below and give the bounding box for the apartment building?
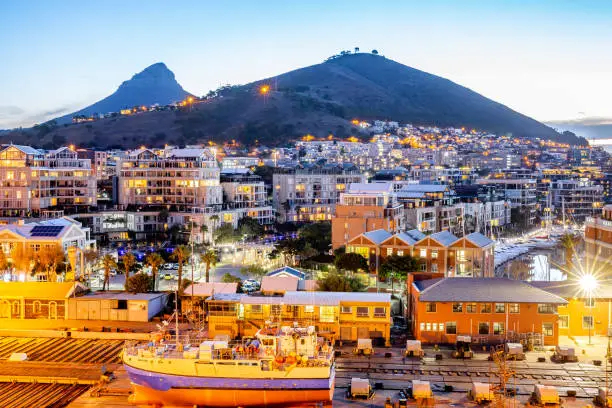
[331,182,405,249]
[206,291,392,345]
[76,148,109,180]
[584,205,612,271]
[477,178,538,226]
[410,277,567,346]
[0,145,97,217]
[273,164,366,223]
[550,179,603,222]
[220,170,273,225]
[118,148,222,212]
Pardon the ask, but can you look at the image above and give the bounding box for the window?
[438,323,445,332]
[446,322,457,334]
[452,303,463,313]
[304,305,314,313]
[538,304,554,314]
[426,323,431,331]
[584,298,595,308]
[386,248,393,256]
[397,250,404,256]
[466,303,477,313]
[420,322,425,331]
[559,315,569,328]
[419,263,426,272]
[493,322,504,335]
[478,322,490,335]
[319,306,335,323]
[271,305,281,315]
[426,303,437,313]
[420,249,427,258]
[495,303,505,313]
[340,306,352,314]
[431,264,438,273]
[542,323,554,336]
[509,303,520,314]
[431,250,438,259]
[583,316,594,329]
[480,303,491,313]
[250,304,262,313]
[432,323,437,331]
[373,307,386,317]
[356,307,369,317]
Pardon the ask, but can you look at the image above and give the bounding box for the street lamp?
[580,274,598,346]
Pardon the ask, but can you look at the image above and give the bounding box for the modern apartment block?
[273,164,365,223]
[0,145,97,217]
[331,182,405,249]
[584,205,612,271]
[220,170,274,225]
[118,148,222,212]
[476,177,538,225]
[77,148,109,180]
[550,179,603,222]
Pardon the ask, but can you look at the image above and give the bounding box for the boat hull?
[125,364,335,407]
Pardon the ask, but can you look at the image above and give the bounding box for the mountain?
[547,117,612,140]
[2,54,585,148]
[55,62,192,123]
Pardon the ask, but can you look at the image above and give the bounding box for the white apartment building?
[220,170,274,226]
[273,164,366,222]
[476,178,538,225]
[118,148,222,212]
[0,145,97,217]
[462,201,511,235]
[221,156,260,170]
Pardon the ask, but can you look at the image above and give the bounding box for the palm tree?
[172,245,191,290]
[146,252,164,291]
[209,215,219,246]
[101,254,117,291]
[200,250,217,283]
[83,249,99,287]
[559,233,578,270]
[122,252,137,290]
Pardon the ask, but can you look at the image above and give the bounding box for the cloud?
[0,106,26,119]
[43,107,71,116]
[548,116,612,126]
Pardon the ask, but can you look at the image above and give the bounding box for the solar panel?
[30,225,64,237]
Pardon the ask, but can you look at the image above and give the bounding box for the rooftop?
[427,231,459,247]
[182,282,238,297]
[530,280,612,299]
[0,282,87,299]
[261,276,299,292]
[362,229,393,245]
[346,182,393,195]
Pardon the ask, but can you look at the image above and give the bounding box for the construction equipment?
[469,382,494,404]
[551,345,578,363]
[504,342,526,360]
[452,335,473,359]
[594,387,612,407]
[411,380,434,406]
[405,340,424,358]
[347,377,374,399]
[353,338,373,356]
[530,384,560,406]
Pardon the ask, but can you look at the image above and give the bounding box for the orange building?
[531,280,612,338]
[331,183,405,249]
[347,229,494,278]
[584,204,612,272]
[410,277,567,346]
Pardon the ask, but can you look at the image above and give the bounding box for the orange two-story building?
[410,277,567,346]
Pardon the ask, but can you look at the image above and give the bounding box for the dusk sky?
[1,0,611,129]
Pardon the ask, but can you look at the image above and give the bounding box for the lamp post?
[580,274,598,346]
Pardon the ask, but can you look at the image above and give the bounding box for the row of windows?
[243,305,386,318]
[558,315,594,329]
[426,303,556,314]
[420,321,554,336]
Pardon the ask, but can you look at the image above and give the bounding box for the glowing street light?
[259,85,270,95]
[580,274,598,345]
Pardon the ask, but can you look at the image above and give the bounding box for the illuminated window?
[509,304,520,313]
[494,303,505,313]
[425,303,436,313]
[438,323,444,332]
[558,315,569,328]
[452,303,463,313]
[543,323,554,336]
[480,303,491,313]
[304,305,314,313]
[319,306,335,323]
[340,306,352,314]
[582,316,593,329]
[538,304,554,314]
[420,249,426,258]
[466,303,477,313]
[493,322,504,335]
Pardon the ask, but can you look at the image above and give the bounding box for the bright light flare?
[579,274,597,292]
[259,85,270,95]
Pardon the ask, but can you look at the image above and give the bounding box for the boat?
[123,323,335,407]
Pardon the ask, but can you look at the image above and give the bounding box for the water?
[497,249,565,281]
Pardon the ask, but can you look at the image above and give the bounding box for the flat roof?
[78,291,167,301]
[0,282,86,299]
[182,283,238,297]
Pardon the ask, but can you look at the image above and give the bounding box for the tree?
[298,222,331,253]
[379,254,419,294]
[317,272,365,292]
[559,233,579,271]
[213,224,239,244]
[0,250,7,271]
[172,245,191,291]
[334,253,368,274]
[83,249,99,286]
[10,245,33,276]
[273,238,305,266]
[122,252,137,291]
[238,217,263,239]
[240,264,268,283]
[221,272,243,291]
[200,250,218,283]
[371,49,379,55]
[146,252,164,291]
[101,254,117,291]
[35,245,65,282]
[126,273,153,293]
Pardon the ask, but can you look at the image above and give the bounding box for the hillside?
[1,54,585,148]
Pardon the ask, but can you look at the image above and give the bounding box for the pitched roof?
[261,276,299,292]
[182,282,238,297]
[297,279,317,291]
[282,291,391,306]
[427,231,459,247]
[166,148,213,159]
[362,229,393,245]
[346,182,393,194]
[415,278,567,304]
[267,266,306,279]
[1,144,43,155]
[392,229,427,246]
[465,232,494,248]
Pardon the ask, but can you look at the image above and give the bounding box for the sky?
[0,0,611,129]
